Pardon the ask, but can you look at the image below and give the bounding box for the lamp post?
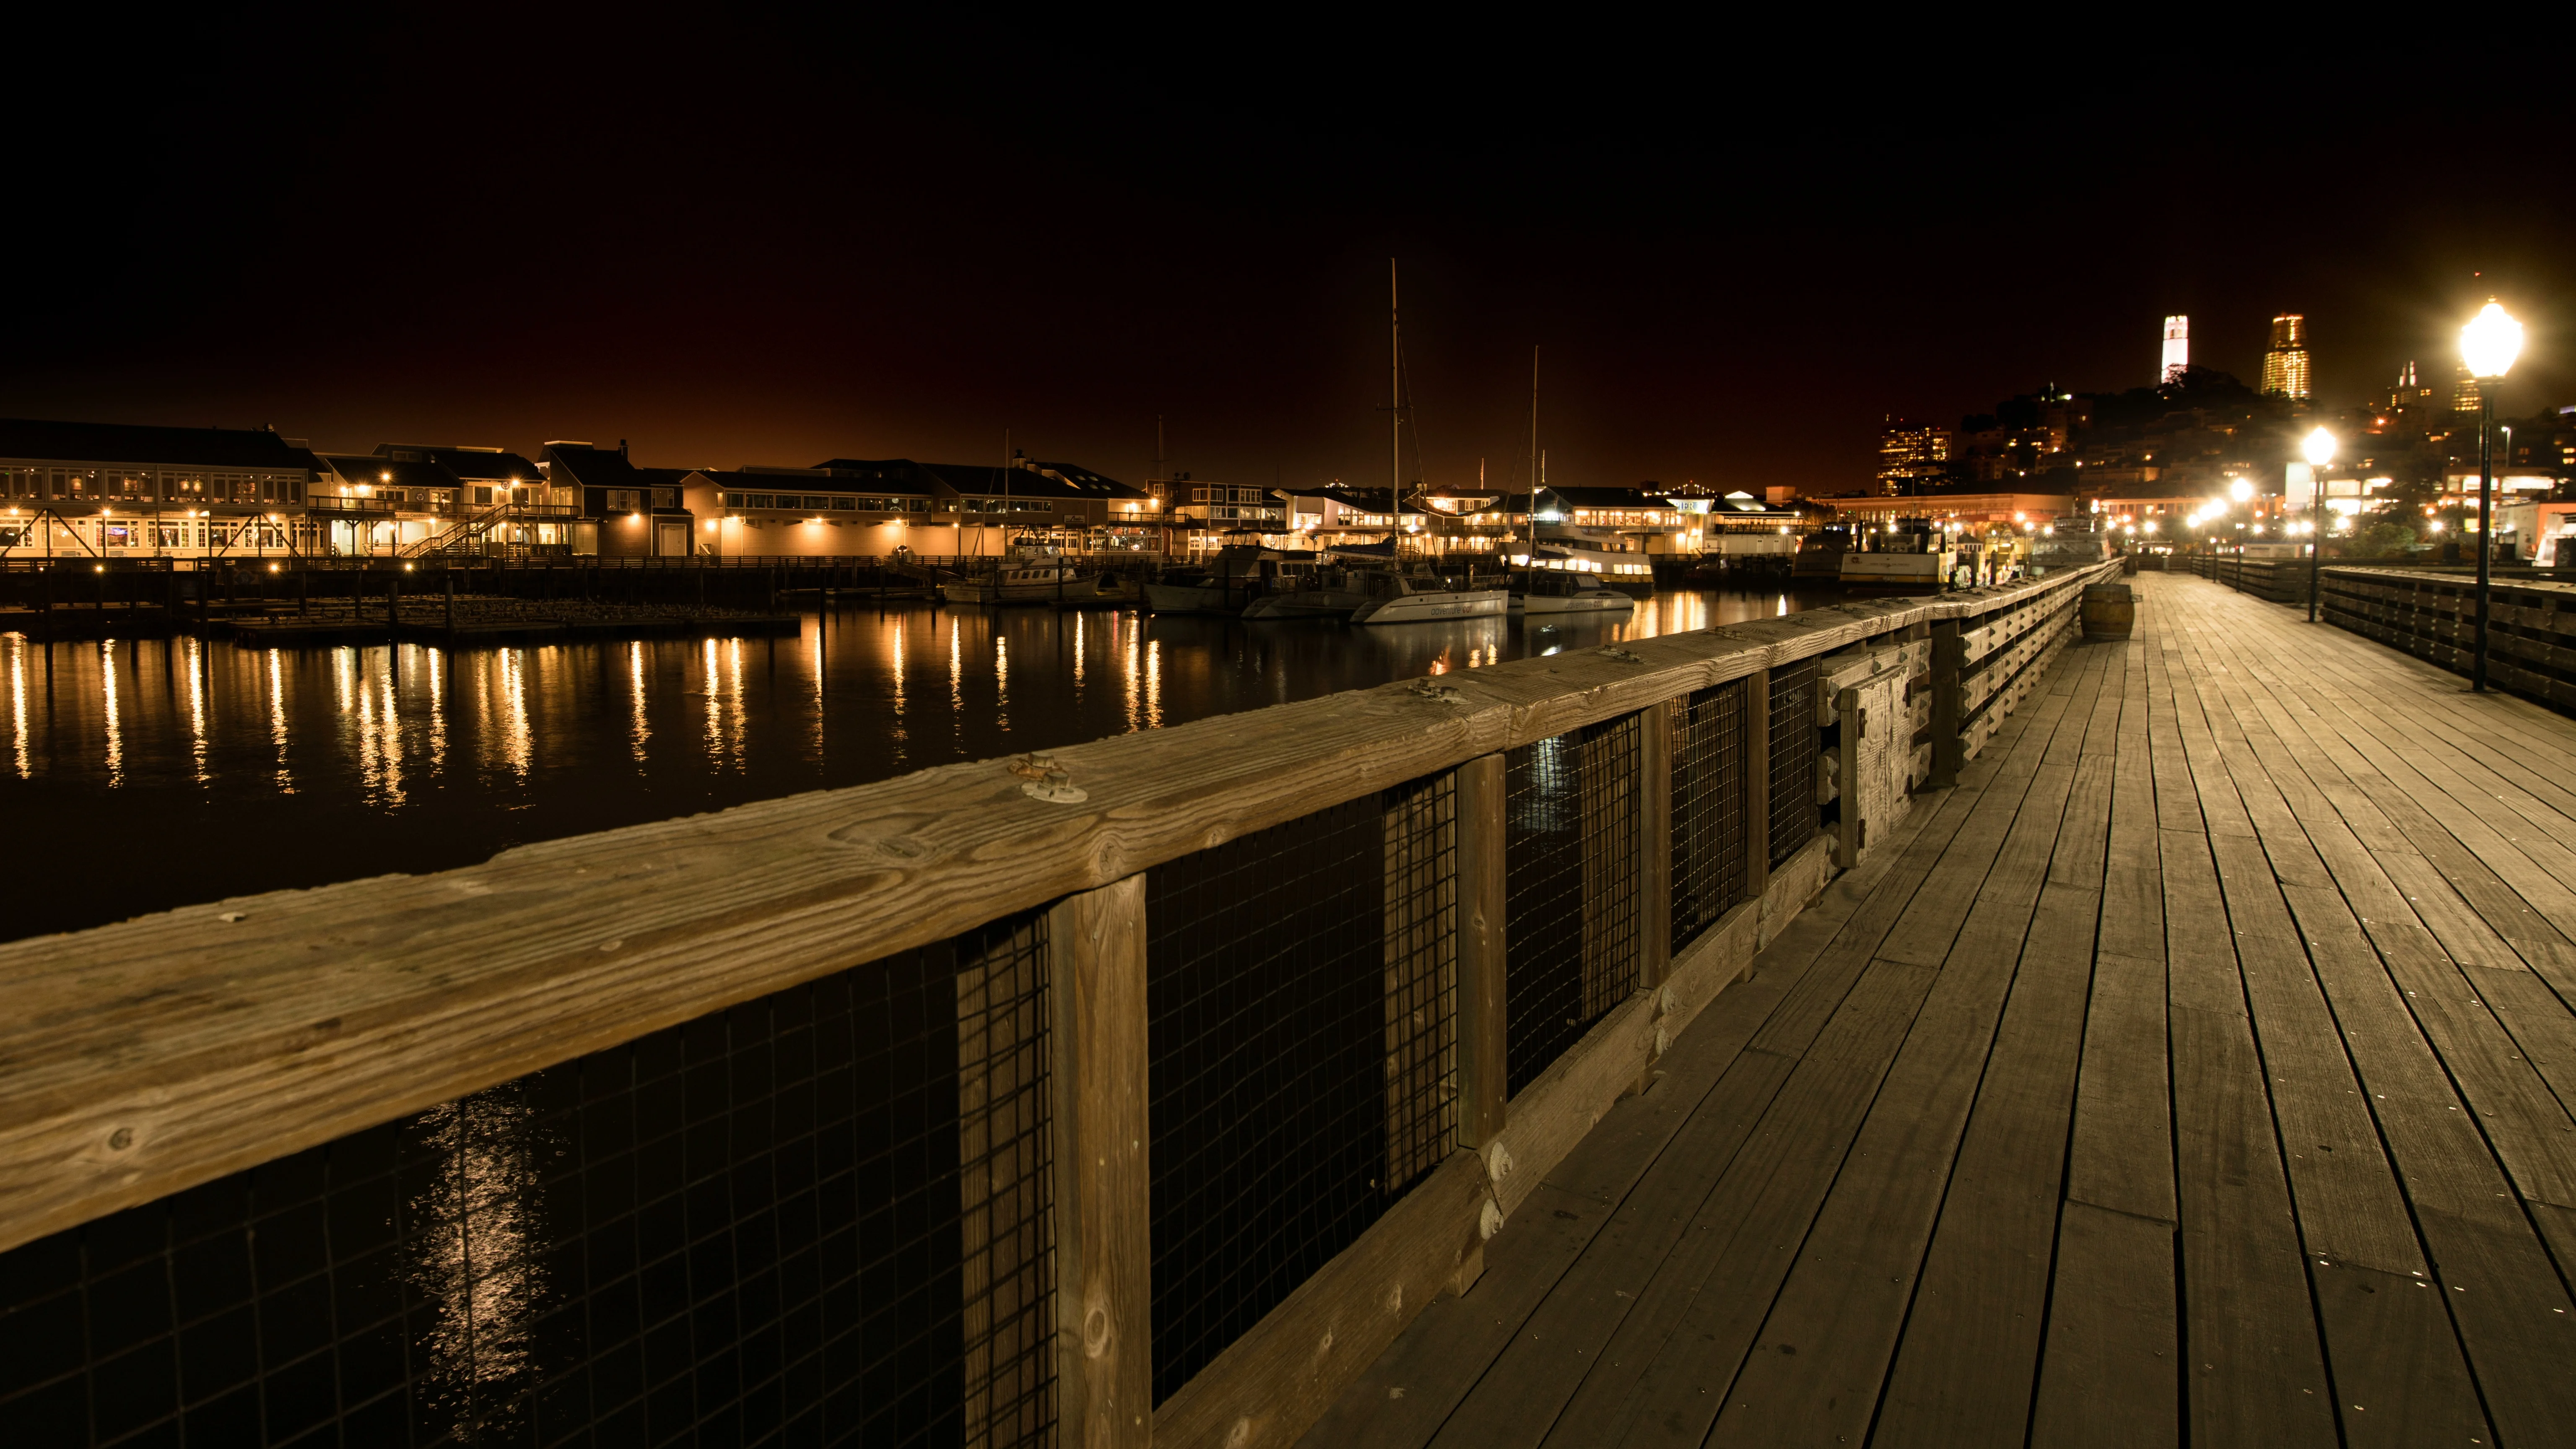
[2303,427,2335,622]
[2460,300,2524,693]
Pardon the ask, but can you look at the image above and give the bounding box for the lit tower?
[2161,315,2189,384]
[2261,314,2312,399]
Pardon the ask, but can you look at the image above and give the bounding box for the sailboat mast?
[1389,258,1402,512]
[1527,345,1540,555]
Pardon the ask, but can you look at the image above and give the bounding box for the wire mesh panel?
[1504,713,1643,1097]
[0,917,1053,1449]
[1381,771,1461,1198]
[1144,778,1456,1405]
[1768,657,1821,868]
[1671,679,1750,956]
[956,918,1056,1449]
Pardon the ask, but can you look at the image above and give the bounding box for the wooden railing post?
[1637,701,1673,994]
[1744,667,1772,902]
[1928,617,1963,788]
[1048,878,1155,1449]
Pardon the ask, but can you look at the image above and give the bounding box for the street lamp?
[2303,427,2335,622]
[2460,299,2525,692]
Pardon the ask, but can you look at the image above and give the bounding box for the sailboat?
[1351,260,1507,627]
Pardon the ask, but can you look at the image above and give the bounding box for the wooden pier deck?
[1309,569,2576,1449]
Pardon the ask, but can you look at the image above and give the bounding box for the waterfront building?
[539,442,695,558]
[1420,485,1530,554]
[686,457,1153,558]
[1877,416,1953,495]
[1823,491,2075,529]
[309,442,568,559]
[1277,484,1415,552]
[0,416,321,559]
[2260,314,2312,399]
[1532,485,1695,557]
[1145,473,1282,552]
[2161,315,2189,384]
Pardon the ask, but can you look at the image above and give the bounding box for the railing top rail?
[2322,564,2576,595]
[0,560,2116,1253]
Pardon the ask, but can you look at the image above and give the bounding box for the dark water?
[0,587,1841,941]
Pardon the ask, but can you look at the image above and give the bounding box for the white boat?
[939,564,1098,605]
[1349,569,1509,625]
[1241,574,1372,619]
[1510,569,1635,614]
[1838,553,1946,589]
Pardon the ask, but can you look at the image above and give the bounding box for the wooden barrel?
[2082,583,2135,639]
[2120,551,2140,576]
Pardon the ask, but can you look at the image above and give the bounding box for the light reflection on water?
[0,587,1839,940]
[410,1086,548,1441]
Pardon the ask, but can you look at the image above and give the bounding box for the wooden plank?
[1840,881,2102,1449]
[1540,958,1942,1446]
[2158,581,2576,1444]
[1929,617,1963,787]
[1704,727,2094,1447]
[1457,755,1508,1152]
[2029,1202,2179,1449]
[1051,878,1155,1449]
[2168,1001,2340,1446]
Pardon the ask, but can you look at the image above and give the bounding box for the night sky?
[15,17,2571,493]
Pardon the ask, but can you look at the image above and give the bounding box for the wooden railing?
[0,559,2118,1446]
[2180,550,2308,602]
[2320,566,2576,713]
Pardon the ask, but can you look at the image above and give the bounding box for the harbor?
[0,581,1838,942]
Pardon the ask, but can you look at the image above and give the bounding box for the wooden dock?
[1310,569,2576,1448]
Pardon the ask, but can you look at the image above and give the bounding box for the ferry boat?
[938,563,1100,605]
[1504,542,1659,599]
[1839,520,1955,591]
[1792,526,1853,580]
[1348,569,1509,625]
[1510,568,1635,615]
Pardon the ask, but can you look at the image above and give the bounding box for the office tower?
[1876,415,1951,496]
[2453,366,2484,413]
[2260,314,2311,399]
[2161,316,2189,384]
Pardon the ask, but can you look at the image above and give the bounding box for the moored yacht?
[938,563,1099,605]
[1348,568,1509,625]
[1510,568,1635,615]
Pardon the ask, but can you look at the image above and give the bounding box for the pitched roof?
[319,454,461,491]
[1028,461,1151,500]
[688,469,937,497]
[915,462,1094,500]
[1539,485,1671,507]
[0,417,320,471]
[372,444,540,482]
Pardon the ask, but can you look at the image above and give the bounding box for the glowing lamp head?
[2229,478,2254,504]
[2302,427,2336,468]
[2460,300,2523,380]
